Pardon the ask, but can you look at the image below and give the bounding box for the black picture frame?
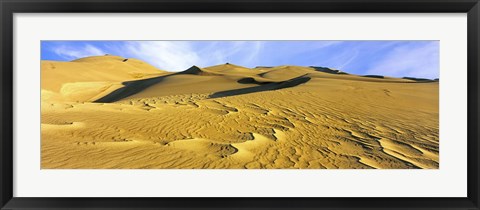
[1,0,479,209]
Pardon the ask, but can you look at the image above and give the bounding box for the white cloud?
[196,41,264,67]
[337,49,359,70]
[240,41,264,65]
[53,44,105,60]
[215,41,264,66]
[113,41,265,71]
[120,41,201,71]
[366,42,439,79]
[313,41,343,49]
[198,41,246,65]
[51,41,205,71]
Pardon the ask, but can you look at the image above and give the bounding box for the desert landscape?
[41,55,439,169]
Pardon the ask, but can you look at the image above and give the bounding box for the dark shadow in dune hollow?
[94,75,169,103]
[209,76,311,99]
[94,66,205,103]
[309,66,348,75]
[402,77,436,82]
[237,77,270,85]
[362,75,385,79]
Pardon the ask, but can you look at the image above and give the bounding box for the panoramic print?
[41,41,439,169]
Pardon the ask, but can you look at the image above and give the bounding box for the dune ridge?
[41,55,439,169]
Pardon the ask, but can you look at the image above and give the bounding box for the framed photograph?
[1,0,479,209]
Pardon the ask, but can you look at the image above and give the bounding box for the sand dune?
[41,55,167,102]
[41,55,439,169]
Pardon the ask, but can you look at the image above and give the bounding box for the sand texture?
[41,56,439,169]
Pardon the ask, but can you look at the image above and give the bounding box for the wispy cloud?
[225,41,264,66]
[52,44,105,60]
[312,41,344,49]
[337,49,359,70]
[366,42,439,79]
[101,41,264,71]
[120,41,201,71]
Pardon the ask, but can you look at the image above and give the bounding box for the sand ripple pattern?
[42,78,438,169]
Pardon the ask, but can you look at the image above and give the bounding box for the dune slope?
[41,55,167,102]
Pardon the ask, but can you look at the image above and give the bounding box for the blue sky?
[41,40,439,79]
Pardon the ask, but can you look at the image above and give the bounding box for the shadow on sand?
[362,75,385,79]
[309,66,348,75]
[209,76,311,99]
[402,77,436,82]
[94,75,170,103]
[94,66,205,103]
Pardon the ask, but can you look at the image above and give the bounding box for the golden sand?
[41,55,439,169]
